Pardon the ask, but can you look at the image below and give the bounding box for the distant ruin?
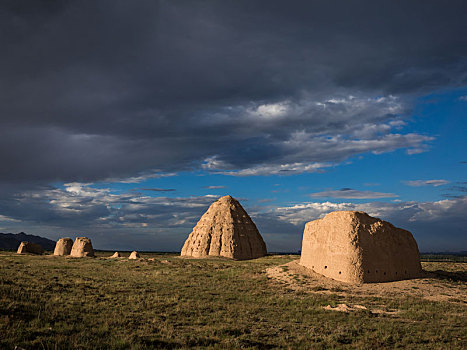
[53,238,73,256]
[128,251,140,259]
[17,241,43,255]
[300,211,422,283]
[181,195,267,260]
[70,237,95,257]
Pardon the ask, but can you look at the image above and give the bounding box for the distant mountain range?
[0,232,56,251]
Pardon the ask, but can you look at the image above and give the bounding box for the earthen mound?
[128,251,140,259]
[181,195,267,260]
[16,241,43,255]
[300,211,422,283]
[110,252,121,258]
[53,238,73,256]
[70,237,95,257]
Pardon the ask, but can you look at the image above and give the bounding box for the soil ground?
[266,259,466,304]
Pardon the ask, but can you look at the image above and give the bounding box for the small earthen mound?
[300,211,422,283]
[323,304,368,313]
[16,241,43,255]
[128,251,140,259]
[110,252,121,258]
[53,238,73,256]
[70,237,95,257]
[181,195,267,260]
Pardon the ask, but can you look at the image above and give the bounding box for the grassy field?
[0,252,465,349]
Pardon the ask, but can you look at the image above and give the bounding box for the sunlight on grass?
[0,252,465,349]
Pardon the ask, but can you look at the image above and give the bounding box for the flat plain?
[0,252,465,349]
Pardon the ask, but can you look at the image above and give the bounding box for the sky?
[0,0,466,252]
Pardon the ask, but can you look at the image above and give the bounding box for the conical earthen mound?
[181,195,267,260]
[128,251,140,259]
[17,241,43,255]
[70,237,95,257]
[54,238,73,256]
[110,252,121,258]
[300,211,422,283]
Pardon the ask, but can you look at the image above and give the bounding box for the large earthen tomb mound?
[181,195,267,260]
[17,241,43,255]
[54,238,73,256]
[300,211,422,283]
[70,237,95,257]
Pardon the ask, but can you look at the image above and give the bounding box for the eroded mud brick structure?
[181,195,267,260]
[53,238,73,256]
[128,251,140,259]
[17,241,43,255]
[300,211,422,283]
[70,237,95,257]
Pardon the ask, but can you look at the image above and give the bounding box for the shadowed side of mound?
[16,241,43,255]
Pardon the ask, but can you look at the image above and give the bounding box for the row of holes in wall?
[312,266,409,275]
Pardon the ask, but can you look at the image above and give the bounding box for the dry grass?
[0,251,465,349]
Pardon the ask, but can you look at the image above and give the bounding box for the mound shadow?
[424,269,467,282]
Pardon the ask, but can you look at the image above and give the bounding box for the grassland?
[0,252,465,349]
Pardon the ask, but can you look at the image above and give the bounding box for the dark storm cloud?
[1,0,467,182]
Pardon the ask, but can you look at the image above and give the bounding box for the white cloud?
[407,196,467,222]
[275,201,358,225]
[403,179,449,187]
[310,188,398,199]
[250,102,290,119]
[459,95,467,101]
[109,171,177,184]
[64,182,107,195]
[0,214,21,223]
[197,93,433,176]
[272,196,467,227]
[201,156,231,171]
[2,182,466,252]
[7,184,218,230]
[220,162,332,176]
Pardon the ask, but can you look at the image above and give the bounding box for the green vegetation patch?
[0,253,465,349]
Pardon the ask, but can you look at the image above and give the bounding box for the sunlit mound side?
[70,237,95,257]
[181,195,267,260]
[54,238,73,256]
[300,211,422,283]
